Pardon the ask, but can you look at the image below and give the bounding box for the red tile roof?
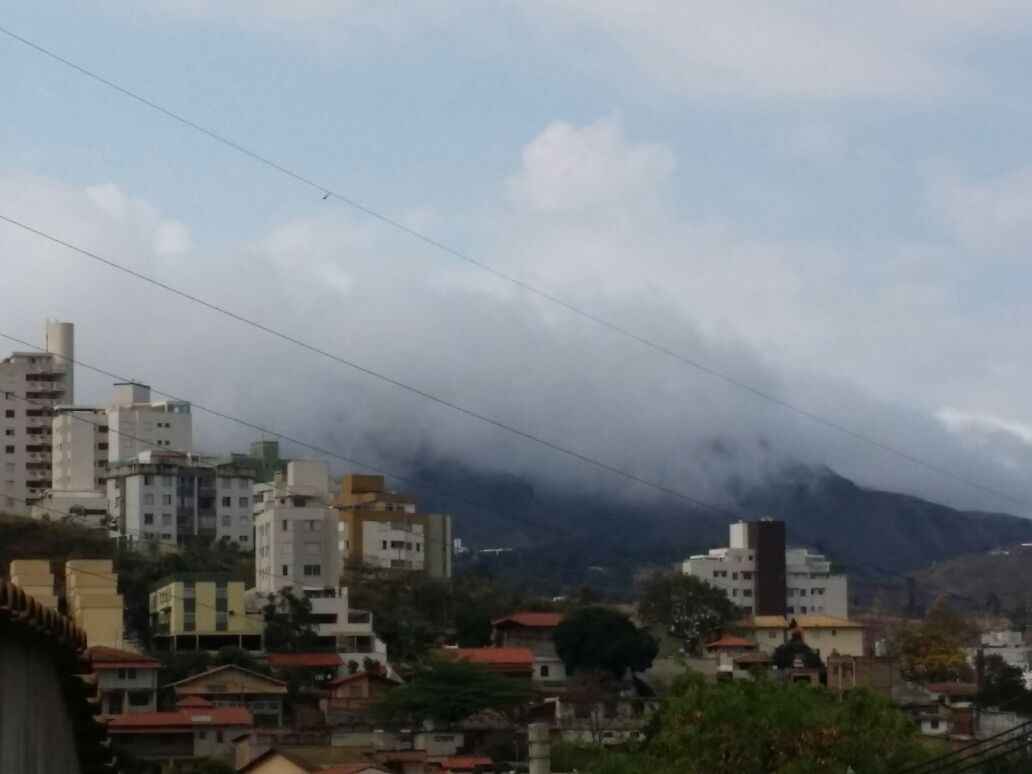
[705,635,757,650]
[176,696,213,708]
[492,612,564,628]
[444,756,494,770]
[267,652,343,669]
[107,707,253,731]
[926,682,978,697]
[444,647,535,668]
[86,645,160,669]
[321,764,392,774]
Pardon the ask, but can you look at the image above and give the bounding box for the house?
[826,654,902,699]
[739,615,866,658]
[86,645,161,715]
[704,634,757,675]
[491,613,566,685]
[267,652,344,684]
[106,704,253,763]
[237,748,392,774]
[323,670,401,721]
[440,647,534,680]
[167,664,288,727]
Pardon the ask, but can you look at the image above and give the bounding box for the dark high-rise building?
[750,519,787,616]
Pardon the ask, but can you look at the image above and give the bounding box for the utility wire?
[0,220,744,514]
[0,23,1024,510]
[0,331,589,534]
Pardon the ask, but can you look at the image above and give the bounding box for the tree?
[979,654,1032,712]
[262,588,322,652]
[587,674,929,774]
[637,572,737,655]
[772,631,823,671]
[373,658,532,725]
[554,606,658,679]
[891,597,977,683]
[564,671,618,746]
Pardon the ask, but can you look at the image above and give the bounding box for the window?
[162,513,172,526]
[128,691,151,707]
[282,565,288,576]
[416,543,422,552]
[161,532,172,540]
[184,614,195,632]
[732,572,738,580]
[239,496,249,507]
[303,564,321,576]
[3,429,12,436]
[731,589,738,597]
[143,474,153,485]
[239,479,248,489]
[197,730,207,740]
[222,496,231,507]
[221,515,231,527]
[769,631,778,639]
[239,535,249,543]
[143,493,154,505]
[743,589,753,597]
[162,494,172,505]
[381,540,387,550]
[4,445,13,454]
[831,629,837,636]
[216,730,224,743]
[540,664,550,678]
[4,410,14,418]
[281,520,288,531]
[144,513,154,525]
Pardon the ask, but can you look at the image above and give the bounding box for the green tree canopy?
[979,654,1032,713]
[890,596,977,683]
[372,658,532,725]
[637,571,737,654]
[554,606,658,679]
[262,588,322,652]
[583,674,929,774]
[772,631,823,670]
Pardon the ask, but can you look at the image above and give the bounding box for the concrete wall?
[0,634,83,774]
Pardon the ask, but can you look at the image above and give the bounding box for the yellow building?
[334,474,452,579]
[66,559,125,649]
[9,559,58,610]
[740,614,866,658]
[149,574,263,653]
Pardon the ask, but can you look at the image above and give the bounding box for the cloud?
[928,167,1032,252]
[6,117,1032,527]
[506,117,675,213]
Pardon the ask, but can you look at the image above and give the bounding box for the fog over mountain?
[5,115,1032,529]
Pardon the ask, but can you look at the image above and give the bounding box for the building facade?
[492,612,567,686]
[682,520,848,618]
[334,474,453,579]
[107,450,256,549]
[87,646,161,715]
[740,615,866,658]
[149,575,263,653]
[106,382,192,464]
[33,405,110,526]
[0,320,75,514]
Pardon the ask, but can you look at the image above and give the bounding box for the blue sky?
[7,2,1032,515]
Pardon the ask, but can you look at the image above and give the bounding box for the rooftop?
[705,634,757,650]
[492,612,564,628]
[443,756,494,771]
[86,645,160,669]
[442,647,535,668]
[740,615,864,630]
[106,707,253,730]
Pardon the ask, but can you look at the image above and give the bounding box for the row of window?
[380,539,422,552]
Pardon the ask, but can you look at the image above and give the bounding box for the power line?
[0,331,590,534]
[0,221,744,515]
[0,24,1024,510]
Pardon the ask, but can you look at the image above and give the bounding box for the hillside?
[407,461,1032,597]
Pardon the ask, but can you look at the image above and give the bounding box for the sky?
[5,2,1032,518]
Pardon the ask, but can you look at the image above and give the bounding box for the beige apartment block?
[9,559,58,609]
[66,559,125,648]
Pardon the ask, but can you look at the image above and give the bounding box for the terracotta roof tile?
[87,645,160,669]
[492,612,564,628]
[443,647,534,668]
[107,707,253,730]
[444,755,494,770]
[705,635,756,649]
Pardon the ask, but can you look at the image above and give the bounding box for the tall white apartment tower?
[255,460,340,594]
[107,382,192,464]
[0,320,75,514]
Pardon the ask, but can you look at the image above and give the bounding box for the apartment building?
[0,320,74,514]
[107,450,256,550]
[682,520,848,618]
[334,473,453,579]
[33,404,110,525]
[254,462,388,659]
[107,382,192,463]
[86,645,161,715]
[66,559,125,649]
[149,574,263,653]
